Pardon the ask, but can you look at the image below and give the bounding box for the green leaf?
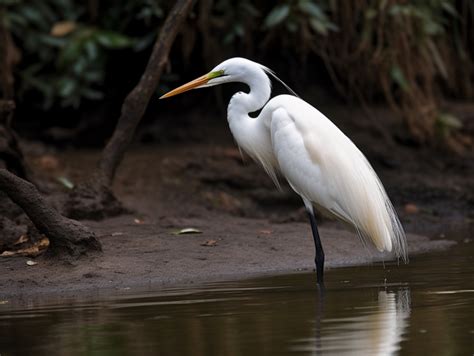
[58,40,83,67]
[309,18,328,35]
[18,5,48,30]
[83,70,103,82]
[35,2,57,23]
[365,8,377,20]
[326,22,339,32]
[81,88,104,100]
[39,34,66,47]
[8,12,28,27]
[95,31,132,48]
[298,1,324,19]
[84,40,98,60]
[57,77,77,97]
[133,31,156,52]
[390,66,409,91]
[388,4,403,16]
[423,20,443,36]
[72,56,88,75]
[437,113,462,130]
[264,4,290,28]
[441,2,457,16]
[234,24,244,37]
[241,3,260,17]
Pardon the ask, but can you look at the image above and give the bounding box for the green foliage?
[264,0,337,34]
[436,112,462,137]
[2,0,472,146]
[389,66,409,92]
[4,0,163,109]
[264,4,290,28]
[212,1,259,45]
[310,0,472,142]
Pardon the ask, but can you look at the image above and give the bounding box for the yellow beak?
[159,74,210,99]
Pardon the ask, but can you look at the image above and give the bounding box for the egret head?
[159,58,261,99]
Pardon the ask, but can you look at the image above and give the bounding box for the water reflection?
[1,241,473,356]
[293,288,411,355]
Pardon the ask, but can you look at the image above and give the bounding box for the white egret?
[160,57,408,285]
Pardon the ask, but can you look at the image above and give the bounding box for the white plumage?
[267,96,406,258]
[161,57,409,283]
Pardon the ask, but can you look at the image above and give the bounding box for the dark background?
[3,0,473,148]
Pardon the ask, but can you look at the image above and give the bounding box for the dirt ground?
[0,104,472,299]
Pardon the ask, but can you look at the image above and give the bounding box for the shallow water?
[0,241,473,356]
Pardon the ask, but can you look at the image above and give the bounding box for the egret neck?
[226,67,279,185]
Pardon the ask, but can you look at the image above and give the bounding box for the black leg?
[307,210,325,286]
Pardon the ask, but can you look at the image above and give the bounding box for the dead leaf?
[26,260,37,266]
[201,239,217,247]
[1,237,49,257]
[51,21,76,37]
[36,237,49,250]
[0,251,15,257]
[14,234,28,245]
[134,218,144,224]
[258,229,273,235]
[404,203,419,214]
[37,237,49,249]
[57,176,74,189]
[173,228,202,235]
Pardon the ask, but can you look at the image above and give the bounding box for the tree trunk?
[99,0,194,185]
[0,169,102,257]
[65,0,195,219]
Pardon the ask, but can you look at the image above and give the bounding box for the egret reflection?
[293,288,411,355]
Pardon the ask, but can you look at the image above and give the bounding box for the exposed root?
[64,181,129,220]
[0,169,102,258]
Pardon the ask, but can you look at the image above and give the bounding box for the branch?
[98,0,194,185]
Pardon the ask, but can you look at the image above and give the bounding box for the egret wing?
[268,96,407,261]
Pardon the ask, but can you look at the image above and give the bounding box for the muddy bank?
[0,212,454,300]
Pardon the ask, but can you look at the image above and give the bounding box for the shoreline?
[0,214,455,302]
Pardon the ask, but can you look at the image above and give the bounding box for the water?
[0,242,472,355]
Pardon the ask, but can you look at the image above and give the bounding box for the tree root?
[0,169,101,258]
[64,179,129,220]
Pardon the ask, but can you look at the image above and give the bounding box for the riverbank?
[0,211,454,300]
